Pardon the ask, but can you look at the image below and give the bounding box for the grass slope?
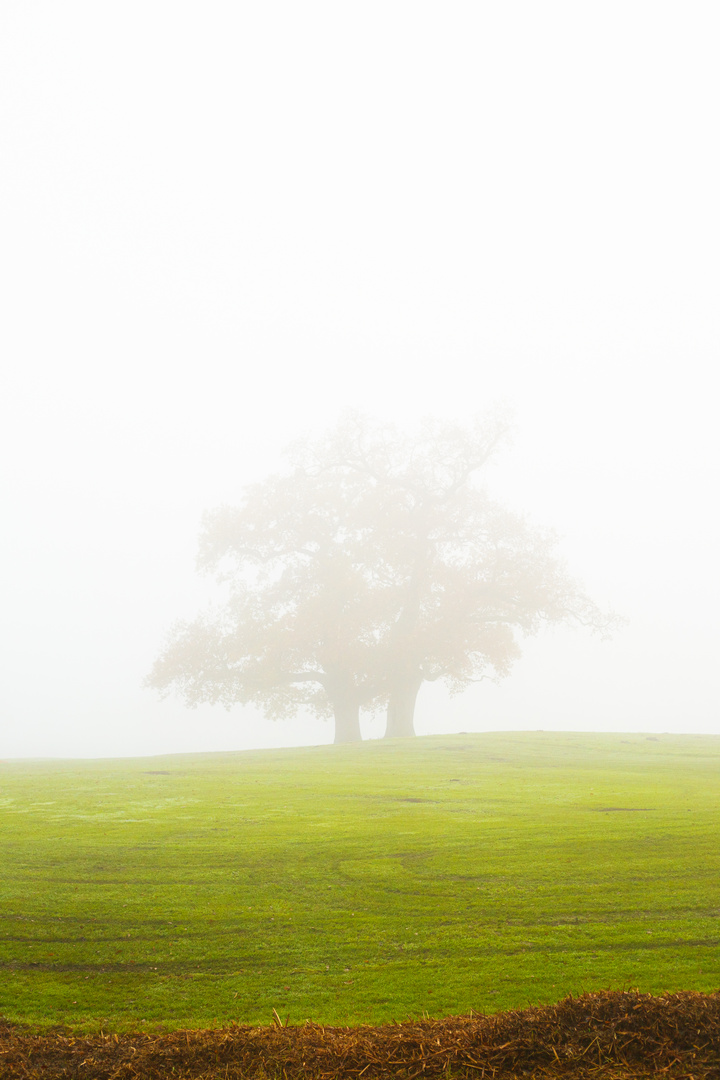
[0,731,718,1032]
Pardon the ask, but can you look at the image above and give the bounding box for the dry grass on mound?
[1,990,720,1079]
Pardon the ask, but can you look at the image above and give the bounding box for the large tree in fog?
[147,455,393,743]
[147,412,615,742]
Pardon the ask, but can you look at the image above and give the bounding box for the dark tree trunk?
[332,695,362,743]
[384,672,423,738]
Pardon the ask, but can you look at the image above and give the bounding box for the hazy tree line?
[147,412,616,743]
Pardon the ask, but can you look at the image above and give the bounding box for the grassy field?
[0,731,719,1032]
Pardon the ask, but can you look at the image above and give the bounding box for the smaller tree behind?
[147,412,619,742]
[291,412,617,737]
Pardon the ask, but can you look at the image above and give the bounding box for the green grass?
[1,731,719,1032]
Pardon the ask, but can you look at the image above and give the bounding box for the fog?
[1,2,718,758]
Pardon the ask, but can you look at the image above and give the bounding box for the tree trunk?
[384,672,423,738]
[333,695,362,744]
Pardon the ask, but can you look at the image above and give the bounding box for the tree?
[147,456,395,742]
[147,412,618,742]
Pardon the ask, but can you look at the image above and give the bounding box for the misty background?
[1,1,718,758]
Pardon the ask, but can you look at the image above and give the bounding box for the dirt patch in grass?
[2,990,720,1078]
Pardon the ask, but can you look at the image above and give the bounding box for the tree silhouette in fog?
[147,412,616,743]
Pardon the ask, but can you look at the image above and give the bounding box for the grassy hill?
[0,731,718,1032]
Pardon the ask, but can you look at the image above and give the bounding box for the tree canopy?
[147,412,618,742]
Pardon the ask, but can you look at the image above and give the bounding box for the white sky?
[1,1,718,758]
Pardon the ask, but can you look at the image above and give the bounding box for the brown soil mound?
[1,990,719,1079]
